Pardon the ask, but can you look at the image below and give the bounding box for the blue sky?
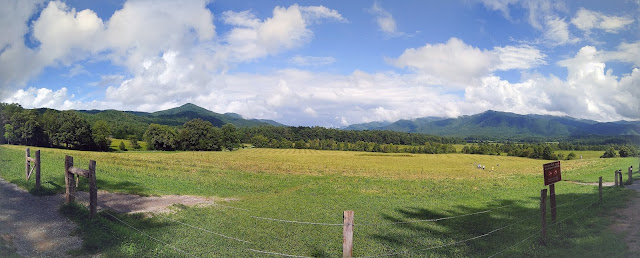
[1,0,639,127]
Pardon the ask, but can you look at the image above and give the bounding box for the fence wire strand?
[246,248,314,258]
[103,211,199,258]
[362,209,540,257]
[161,216,251,243]
[250,215,343,226]
[356,202,521,226]
[489,191,604,258]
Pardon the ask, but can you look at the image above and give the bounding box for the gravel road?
[0,178,82,257]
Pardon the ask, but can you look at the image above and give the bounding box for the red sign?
[543,161,561,186]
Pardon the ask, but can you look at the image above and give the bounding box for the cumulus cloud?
[0,0,44,97]
[222,4,345,62]
[391,38,546,87]
[3,87,75,110]
[572,8,634,34]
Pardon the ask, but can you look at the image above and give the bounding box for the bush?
[566,152,577,160]
[600,147,617,158]
[119,141,127,151]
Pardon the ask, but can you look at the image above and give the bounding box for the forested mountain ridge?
[344,110,640,140]
[75,103,282,138]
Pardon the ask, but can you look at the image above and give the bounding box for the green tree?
[566,152,577,160]
[41,109,62,147]
[119,141,127,151]
[92,120,112,151]
[177,119,221,151]
[144,124,177,151]
[600,147,617,158]
[542,146,553,160]
[127,135,141,149]
[221,124,240,151]
[59,111,94,150]
[3,124,16,144]
[250,134,269,148]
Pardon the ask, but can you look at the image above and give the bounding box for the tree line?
[1,103,637,159]
[461,142,638,160]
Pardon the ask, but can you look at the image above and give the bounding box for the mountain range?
[72,103,639,141]
[344,110,640,140]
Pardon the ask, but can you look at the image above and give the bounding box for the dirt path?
[0,178,81,257]
[610,183,640,257]
[0,178,226,257]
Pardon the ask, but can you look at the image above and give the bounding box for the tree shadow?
[368,189,623,257]
[60,203,180,256]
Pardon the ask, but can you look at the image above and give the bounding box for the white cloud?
[222,4,345,62]
[300,6,348,24]
[368,2,402,37]
[32,1,105,65]
[572,8,634,34]
[289,55,336,66]
[0,0,44,97]
[479,0,579,46]
[493,45,546,70]
[391,38,545,87]
[3,87,75,110]
[544,17,579,46]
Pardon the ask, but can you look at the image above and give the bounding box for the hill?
[76,103,282,139]
[344,110,640,140]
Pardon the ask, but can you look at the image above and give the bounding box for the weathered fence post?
[615,170,619,186]
[599,176,603,202]
[619,170,624,187]
[630,167,634,184]
[65,155,75,204]
[25,148,30,180]
[35,150,40,191]
[89,160,97,217]
[540,189,547,245]
[343,210,354,258]
[25,148,41,191]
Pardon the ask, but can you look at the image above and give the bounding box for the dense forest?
[1,103,638,159]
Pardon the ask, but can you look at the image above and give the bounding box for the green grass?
[109,139,148,151]
[0,144,638,257]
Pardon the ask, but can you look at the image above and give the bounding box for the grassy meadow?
[0,144,638,257]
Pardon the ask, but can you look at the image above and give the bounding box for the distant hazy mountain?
[344,110,640,140]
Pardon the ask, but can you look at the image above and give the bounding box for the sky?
[1,0,639,127]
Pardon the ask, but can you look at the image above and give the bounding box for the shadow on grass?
[92,178,151,196]
[370,188,630,257]
[60,202,178,256]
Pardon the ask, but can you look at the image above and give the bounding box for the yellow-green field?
[0,144,637,257]
[109,139,148,151]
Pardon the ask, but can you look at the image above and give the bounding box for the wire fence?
[38,157,640,257]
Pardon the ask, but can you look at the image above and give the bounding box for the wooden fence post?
[599,176,603,202]
[550,184,556,223]
[343,210,354,258]
[88,160,97,217]
[615,170,619,186]
[540,188,547,245]
[35,150,41,191]
[65,155,75,204]
[630,167,634,184]
[619,171,624,187]
[25,148,30,180]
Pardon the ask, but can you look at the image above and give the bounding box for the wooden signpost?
[543,161,561,223]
